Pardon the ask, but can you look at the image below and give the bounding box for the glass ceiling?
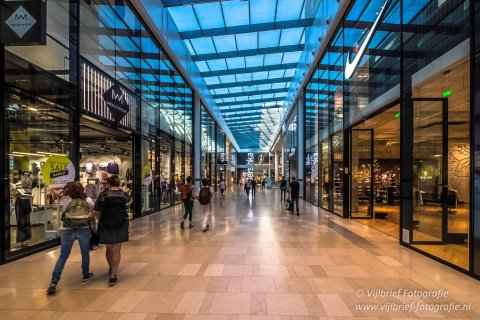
[165,0,317,149]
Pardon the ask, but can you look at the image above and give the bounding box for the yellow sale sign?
[42,155,75,187]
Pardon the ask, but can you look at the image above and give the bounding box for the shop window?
[6,90,72,256]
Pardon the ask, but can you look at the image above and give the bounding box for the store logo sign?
[246,153,254,179]
[103,82,130,123]
[344,0,391,79]
[5,6,36,38]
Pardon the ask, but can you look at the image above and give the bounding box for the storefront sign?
[0,0,46,45]
[142,164,152,186]
[345,0,391,79]
[103,82,130,123]
[42,156,75,188]
[230,153,237,166]
[246,153,254,179]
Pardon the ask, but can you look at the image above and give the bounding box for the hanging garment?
[85,162,95,175]
[15,198,32,243]
[107,162,119,174]
[126,167,133,181]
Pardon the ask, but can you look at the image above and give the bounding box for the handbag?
[285,197,294,212]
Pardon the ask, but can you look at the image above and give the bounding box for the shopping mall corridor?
[0,187,480,319]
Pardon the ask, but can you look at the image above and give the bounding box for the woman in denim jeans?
[47,182,95,295]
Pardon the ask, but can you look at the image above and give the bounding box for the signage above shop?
[0,0,46,45]
[103,82,131,123]
[344,0,391,79]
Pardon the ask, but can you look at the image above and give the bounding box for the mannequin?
[14,179,33,244]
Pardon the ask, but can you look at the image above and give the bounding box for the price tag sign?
[42,155,75,188]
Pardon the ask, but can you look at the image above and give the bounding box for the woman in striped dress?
[94,175,130,286]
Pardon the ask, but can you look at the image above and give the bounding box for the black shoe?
[189,224,194,228]
[108,276,118,287]
[82,273,94,282]
[47,283,56,295]
[202,224,209,232]
[180,221,184,229]
[297,212,299,216]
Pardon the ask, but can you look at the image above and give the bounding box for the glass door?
[350,129,374,218]
[411,98,447,243]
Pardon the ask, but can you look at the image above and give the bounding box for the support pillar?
[297,88,305,198]
[193,94,202,189]
[274,152,279,183]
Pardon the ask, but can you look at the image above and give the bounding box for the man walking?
[280,177,287,201]
[251,179,257,197]
[288,177,300,215]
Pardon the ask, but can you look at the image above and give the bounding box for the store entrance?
[349,104,401,238]
[79,117,133,218]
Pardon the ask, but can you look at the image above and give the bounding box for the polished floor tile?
[0,188,479,319]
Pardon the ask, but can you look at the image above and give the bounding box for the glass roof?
[165,0,315,149]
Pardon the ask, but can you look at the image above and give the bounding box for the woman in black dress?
[94,175,130,286]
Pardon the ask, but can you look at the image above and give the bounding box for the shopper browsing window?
[94,175,131,287]
[198,178,214,232]
[47,182,95,295]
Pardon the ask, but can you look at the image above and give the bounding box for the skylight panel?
[276,0,303,22]
[252,71,268,81]
[190,38,216,55]
[236,73,251,82]
[204,76,220,85]
[244,85,258,92]
[280,27,304,46]
[167,6,200,32]
[250,0,276,24]
[207,59,228,71]
[269,70,285,79]
[228,87,243,94]
[258,30,281,49]
[245,56,264,68]
[282,51,302,64]
[219,74,236,83]
[194,3,225,30]
[185,40,196,55]
[235,33,258,51]
[226,57,246,69]
[195,61,210,72]
[258,84,272,91]
[215,98,224,104]
[223,97,236,103]
[213,35,237,53]
[283,68,296,77]
[213,88,229,95]
[264,53,283,66]
[236,96,249,102]
[222,1,249,27]
[272,83,287,90]
[262,93,274,99]
[274,92,288,98]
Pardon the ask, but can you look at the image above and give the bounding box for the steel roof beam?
[206,77,291,89]
[213,88,287,99]
[200,63,297,77]
[191,45,304,61]
[179,18,314,39]
[216,97,284,108]
[220,105,282,114]
[343,20,460,34]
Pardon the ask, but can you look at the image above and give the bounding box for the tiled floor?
[1,188,480,319]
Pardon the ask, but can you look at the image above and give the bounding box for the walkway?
[1,188,480,319]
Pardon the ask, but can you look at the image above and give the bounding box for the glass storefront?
[0,0,195,261]
[302,0,473,273]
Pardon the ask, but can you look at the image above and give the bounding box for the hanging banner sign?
[0,0,46,45]
[42,156,75,188]
[103,82,131,123]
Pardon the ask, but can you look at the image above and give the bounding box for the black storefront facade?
[0,0,202,263]
[301,0,480,278]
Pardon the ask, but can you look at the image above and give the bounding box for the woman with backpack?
[198,178,214,232]
[180,176,196,229]
[94,175,131,287]
[47,181,95,295]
